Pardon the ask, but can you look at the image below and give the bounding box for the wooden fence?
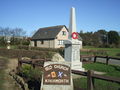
[17,57,51,72]
[72,70,120,90]
[80,55,94,61]
[18,57,120,90]
[94,56,120,65]
[80,55,120,65]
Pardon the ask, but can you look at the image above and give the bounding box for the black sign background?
[43,64,71,85]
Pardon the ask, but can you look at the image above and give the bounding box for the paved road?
[91,58,120,66]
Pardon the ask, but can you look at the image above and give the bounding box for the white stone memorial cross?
[64,7,84,71]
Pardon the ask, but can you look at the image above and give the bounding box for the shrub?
[0,48,55,58]
[20,64,42,81]
[18,45,29,50]
[81,49,108,56]
[0,37,6,46]
[21,39,30,45]
[116,53,120,57]
[98,44,110,48]
[20,64,32,78]
[17,45,64,56]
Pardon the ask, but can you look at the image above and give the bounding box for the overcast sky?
[0,0,120,36]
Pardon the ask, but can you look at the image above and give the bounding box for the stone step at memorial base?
[71,61,85,71]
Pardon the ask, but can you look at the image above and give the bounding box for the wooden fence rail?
[94,56,120,65]
[80,55,94,61]
[72,70,120,90]
[17,57,51,72]
[80,55,120,65]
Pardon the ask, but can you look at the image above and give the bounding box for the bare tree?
[0,26,26,45]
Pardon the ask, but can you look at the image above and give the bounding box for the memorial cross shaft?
[64,7,84,71]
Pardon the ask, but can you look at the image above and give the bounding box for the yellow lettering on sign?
[51,71,56,78]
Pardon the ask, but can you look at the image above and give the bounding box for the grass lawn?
[0,45,6,48]
[10,45,18,49]
[83,62,120,77]
[73,62,120,90]
[82,46,120,57]
[0,45,18,49]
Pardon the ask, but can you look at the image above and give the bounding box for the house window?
[41,40,44,44]
[62,31,66,36]
[58,40,64,45]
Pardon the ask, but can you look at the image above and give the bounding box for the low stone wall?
[9,70,29,90]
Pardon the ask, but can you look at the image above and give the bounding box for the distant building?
[30,25,82,48]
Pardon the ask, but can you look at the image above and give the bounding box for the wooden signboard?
[43,64,71,85]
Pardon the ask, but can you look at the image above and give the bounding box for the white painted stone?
[51,53,65,62]
[21,57,31,60]
[69,7,76,40]
[64,7,84,71]
[64,43,84,71]
[7,45,10,49]
[40,61,74,90]
[7,39,11,49]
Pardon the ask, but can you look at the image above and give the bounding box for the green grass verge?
[10,45,18,49]
[73,63,120,90]
[0,45,18,49]
[0,45,6,48]
[83,46,120,57]
[73,78,120,90]
[83,62,120,77]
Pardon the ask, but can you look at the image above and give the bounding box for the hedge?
[0,48,55,58]
[17,45,64,56]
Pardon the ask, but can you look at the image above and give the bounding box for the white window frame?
[58,40,64,45]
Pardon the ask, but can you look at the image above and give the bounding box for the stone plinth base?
[71,61,84,71]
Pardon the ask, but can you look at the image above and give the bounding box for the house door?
[34,41,37,47]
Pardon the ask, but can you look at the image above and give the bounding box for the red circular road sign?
[72,32,78,39]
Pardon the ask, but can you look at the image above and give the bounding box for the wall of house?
[55,27,68,48]
[37,40,55,48]
[30,41,34,47]
[54,39,64,48]
[49,40,55,48]
[79,41,82,49]
[30,27,70,48]
[57,27,68,40]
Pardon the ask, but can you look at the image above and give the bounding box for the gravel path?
[0,57,21,90]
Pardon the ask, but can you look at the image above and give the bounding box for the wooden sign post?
[41,62,73,90]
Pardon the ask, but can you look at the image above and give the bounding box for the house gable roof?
[32,25,68,40]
